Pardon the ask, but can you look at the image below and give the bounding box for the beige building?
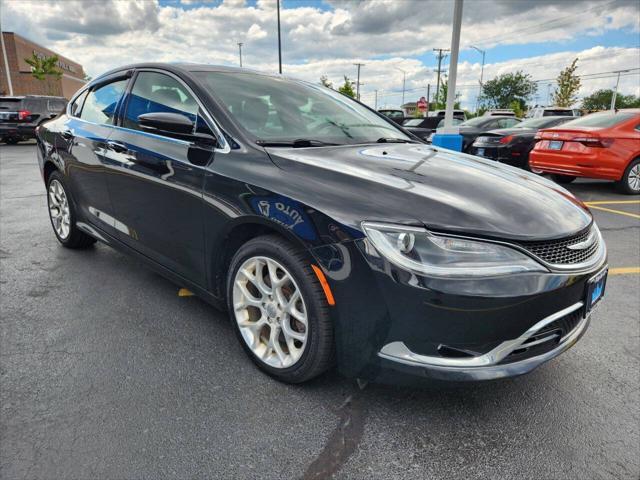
[0,31,86,99]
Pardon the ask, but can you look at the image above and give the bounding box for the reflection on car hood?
[266,143,592,241]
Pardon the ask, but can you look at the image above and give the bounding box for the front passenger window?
[80,79,128,125]
[124,71,199,134]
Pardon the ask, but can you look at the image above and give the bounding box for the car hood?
[265,143,592,241]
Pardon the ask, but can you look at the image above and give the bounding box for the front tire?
[616,158,640,195]
[47,171,96,248]
[226,235,334,383]
[552,174,576,184]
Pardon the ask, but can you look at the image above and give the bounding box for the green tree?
[481,71,537,110]
[581,89,640,111]
[434,78,461,110]
[25,53,62,95]
[319,75,333,89]
[552,58,581,107]
[509,100,526,118]
[337,75,355,98]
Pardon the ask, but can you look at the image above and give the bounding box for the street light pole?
[610,70,628,110]
[443,0,463,129]
[354,63,365,101]
[277,0,282,74]
[470,45,485,113]
[395,67,406,107]
[238,42,243,68]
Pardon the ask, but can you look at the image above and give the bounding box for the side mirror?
[138,112,195,136]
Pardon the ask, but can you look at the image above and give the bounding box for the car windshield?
[559,111,637,129]
[517,117,571,129]
[195,72,411,145]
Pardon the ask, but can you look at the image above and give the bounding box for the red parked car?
[529,109,640,194]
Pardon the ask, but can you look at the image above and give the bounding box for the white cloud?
[1,0,638,109]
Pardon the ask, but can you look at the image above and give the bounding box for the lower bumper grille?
[500,308,584,364]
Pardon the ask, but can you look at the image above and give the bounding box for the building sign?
[32,50,76,73]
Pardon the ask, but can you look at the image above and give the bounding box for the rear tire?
[616,158,640,195]
[226,235,334,383]
[552,174,576,184]
[4,138,19,145]
[47,171,96,249]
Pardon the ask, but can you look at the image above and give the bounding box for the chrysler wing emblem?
[567,230,596,250]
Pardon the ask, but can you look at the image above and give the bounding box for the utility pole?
[395,67,406,107]
[470,45,485,113]
[426,84,431,115]
[237,42,243,68]
[374,89,378,110]
[277,0,282,74]
[611,70,628,110]
[433,48,449,108]
[547,83,552,105]
[354,63,365,101]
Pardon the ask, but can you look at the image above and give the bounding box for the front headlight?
[361,222,547,278]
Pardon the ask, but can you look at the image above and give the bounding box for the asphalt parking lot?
[1,142,638,480]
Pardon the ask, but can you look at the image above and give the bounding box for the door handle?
[106,140,128,153]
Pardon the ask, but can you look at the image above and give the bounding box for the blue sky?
[2,0,639,109]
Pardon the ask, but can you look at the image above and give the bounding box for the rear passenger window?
[124,71,199,133]
[70,91,88,117]
[80,79,128,125]
[48,99,67,112]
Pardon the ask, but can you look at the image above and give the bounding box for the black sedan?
[455,115,522,152]
[36,63,607,384]
[402,116,464,141]
[469,116,574,169]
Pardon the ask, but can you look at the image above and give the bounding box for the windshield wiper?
[256,138,341,148]
[376,137,417,143]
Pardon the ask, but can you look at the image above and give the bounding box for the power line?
[361,69,640,101]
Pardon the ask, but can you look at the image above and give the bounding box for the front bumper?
[0,123,36,139]
[310,238,606,384]
[378,301,591,381]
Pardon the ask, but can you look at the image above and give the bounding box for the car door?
[104,70,215,286]
[57,75,130,238]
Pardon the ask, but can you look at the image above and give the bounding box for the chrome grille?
[516,226,599,266]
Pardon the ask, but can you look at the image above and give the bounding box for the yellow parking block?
[178,288,195,297]
[609,267,640,276]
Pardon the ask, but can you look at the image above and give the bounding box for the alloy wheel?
[232,256,308,369]
[48,179,71,239]
[628,164,640,192]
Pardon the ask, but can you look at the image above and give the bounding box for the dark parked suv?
[36,64,607,384]
[0,95,67,144]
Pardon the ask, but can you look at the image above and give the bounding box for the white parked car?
[526,106,577,118]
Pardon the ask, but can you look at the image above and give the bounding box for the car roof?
[96,62,276,80]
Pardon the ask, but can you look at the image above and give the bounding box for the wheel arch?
[209,216,313,299]
[43,160,59,186]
